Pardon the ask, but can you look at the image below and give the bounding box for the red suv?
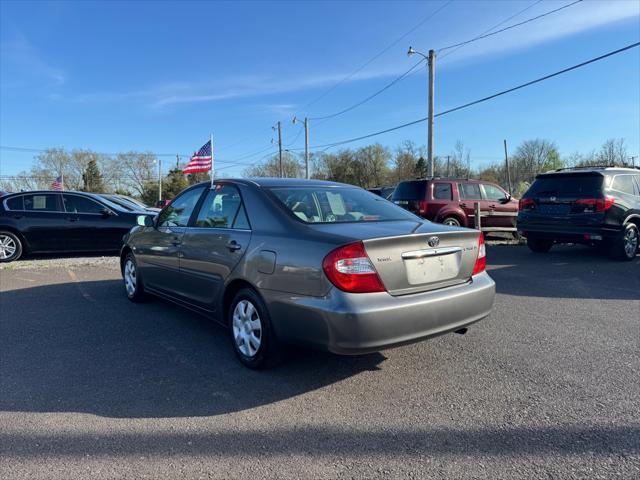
[391,178,519,230]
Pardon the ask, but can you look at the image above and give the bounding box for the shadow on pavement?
[0,280,384,419]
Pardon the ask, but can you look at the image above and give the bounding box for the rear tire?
[527,237,553,253]
[229,288,283,369]
[123,253,147,302]
[611,223,639,261]
[0,231,23,263]
[441,217,461,227]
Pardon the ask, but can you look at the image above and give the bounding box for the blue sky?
[1,0,639,178]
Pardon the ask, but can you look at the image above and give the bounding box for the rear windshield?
[526,174,603,197]
[269,187,418,224]
[392,181,426,200]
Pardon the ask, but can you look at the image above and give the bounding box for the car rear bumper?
[263,271,495,355]
[517,219,621,242]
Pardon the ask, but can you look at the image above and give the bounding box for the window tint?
[392,181,426,200]
[611,175,636,195]
[5,196,24,210]
[482,183,506,201]
[271,187,418,224]
[157,187,204,227]
[23,194,60,212]
[63,195,105,214]
[458,183,481,200]
[526,175,603,197]
[433,183,452,200]
[194,184,248,229]
[233,205,250,229]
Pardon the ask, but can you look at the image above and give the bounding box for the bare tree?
[597,138,628,166]
[243,152,302,178]
[117,152,158,196]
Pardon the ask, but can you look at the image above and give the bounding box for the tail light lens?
[519,198,535,211]
[575,196,615,212]
[418,200,428,217]
[472,233,486,276]
[322,241,385,293]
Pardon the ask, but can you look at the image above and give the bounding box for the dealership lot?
[1,245,638,479]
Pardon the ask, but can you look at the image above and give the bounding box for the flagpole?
[210,133,214,189]
[61,172,64,191]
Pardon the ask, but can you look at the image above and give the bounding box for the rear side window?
[611,175,636,195]
[194,184,249,229]
[23,194,60,212]
[458,183,481,200]
[433,183,452,200]
[527,175,603,197]
[63,195,105,214]
[5,196,24,210]
[392,181,426,200]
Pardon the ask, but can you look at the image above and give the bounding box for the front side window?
[433,183,452,200]
[458,183,482,200]
[270,186,418,224]
[482,183,507,201]
[63,195,105,214]
[157,187,205,227]
[23,194,61,212]
[611,175,635,195]
[194,184,249,229]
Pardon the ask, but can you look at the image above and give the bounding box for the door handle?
[171,236,182,247]
[226,240,242,252]
[68,217,79,222]
[13,215,23,220]
[459,203,467,208]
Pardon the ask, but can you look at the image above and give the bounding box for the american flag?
[51,176,63,191]
[183,139,213,174]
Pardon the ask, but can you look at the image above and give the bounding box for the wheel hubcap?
[0,235,17,259]
[232,300,262,357]
[624,228,638,257]
[444,219,458,226]
[124,259,137,296]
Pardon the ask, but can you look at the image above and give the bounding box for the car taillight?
[418,200,428,216]
[322,241,385,293]
[575,196,615,212]
[472,233,486,276]
[518,198,535,211]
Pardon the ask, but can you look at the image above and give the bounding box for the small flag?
[183,139,213,174]
[51,176,63,191]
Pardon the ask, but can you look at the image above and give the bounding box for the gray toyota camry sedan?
[121,178,495,368]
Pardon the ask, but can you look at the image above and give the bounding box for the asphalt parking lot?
[1,245,639,479]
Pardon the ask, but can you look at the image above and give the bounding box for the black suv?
[517,167,640,261]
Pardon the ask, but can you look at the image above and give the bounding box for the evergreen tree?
[81,159,106,192]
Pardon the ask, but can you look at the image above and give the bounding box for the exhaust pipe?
[454,328,468,335]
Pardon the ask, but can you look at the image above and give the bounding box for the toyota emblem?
[428,236,440,248]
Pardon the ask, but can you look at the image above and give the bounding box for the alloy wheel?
[0,235,17,260]
[232,300,262,357]
[624,227,639,258]
[124,259,137,296]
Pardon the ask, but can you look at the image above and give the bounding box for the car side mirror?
[499,194,512,204]
[137,215,154,227]
[101,208,115,217]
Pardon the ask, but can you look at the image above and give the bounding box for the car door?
[61,193,120,251]
[134,186,206,293]
[178,184,252,311]
[457,182,485,228]
[13,193,66,252]
[481,183,516,228]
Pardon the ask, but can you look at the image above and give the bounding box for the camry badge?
[428,236,440,248]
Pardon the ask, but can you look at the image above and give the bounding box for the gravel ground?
[0,245,638,479]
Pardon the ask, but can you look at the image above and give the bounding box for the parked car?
[391,178,519,231]
[121,179,495,369]
[517,166,640,260]
[100,194,161,213]
[0,190,153,262]
[367,186,396,200]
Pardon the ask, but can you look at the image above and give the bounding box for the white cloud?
[0,34,66,86]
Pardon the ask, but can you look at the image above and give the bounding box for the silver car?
[121,179,495,368]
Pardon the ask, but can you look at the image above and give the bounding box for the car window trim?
[5,193,65,213]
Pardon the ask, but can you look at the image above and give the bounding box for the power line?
[438,0,583,53]
[300,41,640,151]
[300,0,453,111]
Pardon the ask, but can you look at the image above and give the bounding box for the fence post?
[474,202,481,230]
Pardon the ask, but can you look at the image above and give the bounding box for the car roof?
[540,166,640,177]
[399,178,485,184]
[199,178,355,188]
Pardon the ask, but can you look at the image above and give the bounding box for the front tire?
[441,217,461,227]
[612,223,639,261]
[527,237,553,253]
[0,231,23,263]
[123,253,147,302]
[229,288,283,369]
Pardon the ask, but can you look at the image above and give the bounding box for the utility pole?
[277,121,283,178]
[629,156,637,167]
[446,155,450,177]
[304,118,310,179]
[176,154,180,169]
[427,49,436,178]
[158,158,162,202]
[504,139,513,195]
